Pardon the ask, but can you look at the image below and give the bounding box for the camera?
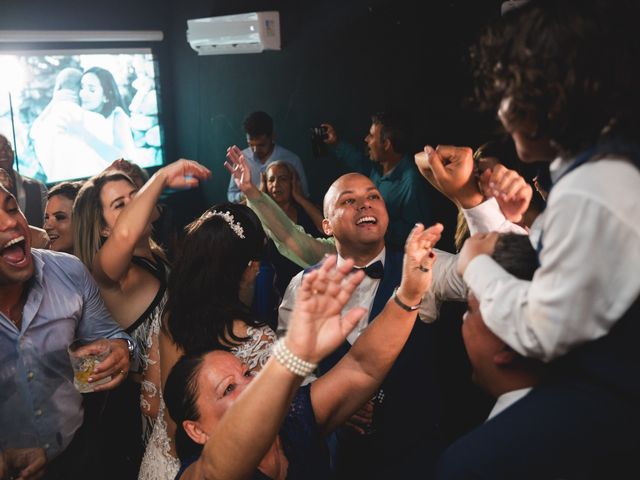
[310,125,329,142]
[310,125,329,157]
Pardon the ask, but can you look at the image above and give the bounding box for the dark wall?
[164,0,503,249]
[1,0,504,250]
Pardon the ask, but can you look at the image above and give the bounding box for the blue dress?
[176,385,330,480]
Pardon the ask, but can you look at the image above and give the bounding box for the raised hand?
[159,159,211,190]
[397,223,443,303]
[224,145,261,201]
[480,164,532,222]
[415,145,484,208]
[285,255,366,364]
[456,231,500,276]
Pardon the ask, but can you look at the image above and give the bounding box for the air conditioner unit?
[186,11,281,56]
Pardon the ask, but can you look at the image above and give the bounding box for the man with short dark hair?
[226,111,308,203]
[0,133,47,227]
[322,112,431,250]
[0,183,134,478]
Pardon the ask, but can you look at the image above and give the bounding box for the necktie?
[353,260,384,279]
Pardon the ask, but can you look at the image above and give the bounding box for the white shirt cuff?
[462,198,527,235]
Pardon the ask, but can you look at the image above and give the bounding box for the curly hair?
[166,203,267,355]
[471,0,640,157]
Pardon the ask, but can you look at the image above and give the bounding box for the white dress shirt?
[278,244,472,341]
[279,248,386,345]
[464,155,640,361]
[462,197,528,236]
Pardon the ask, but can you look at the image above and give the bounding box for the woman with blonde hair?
[73,159,210,478]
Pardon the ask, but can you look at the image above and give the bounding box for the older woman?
[253,161,324,328]
[165,222,442,479]
[141,204,278,477]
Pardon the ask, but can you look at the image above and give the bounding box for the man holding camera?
[227,111,308,203]
[322,112,431,250]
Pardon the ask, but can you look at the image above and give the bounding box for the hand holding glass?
[67,338,111,393]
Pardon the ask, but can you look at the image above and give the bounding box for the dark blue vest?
[311,249,445,476]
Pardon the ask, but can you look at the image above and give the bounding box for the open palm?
[224,145,253,192]
[285,256,366,364]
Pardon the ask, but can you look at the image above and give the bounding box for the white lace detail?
[138,293,180,479]
[232,325,277,370]
[138,396,180,480]
[137,324,276,479]
[133,292,167,445]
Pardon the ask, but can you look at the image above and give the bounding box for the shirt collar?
[487,387,532,421]
[548,154,577,184]
[337,246,386,269]
[381,154,411,180]
[31,249,45,287]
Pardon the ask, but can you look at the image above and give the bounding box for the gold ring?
[417,265,430,273]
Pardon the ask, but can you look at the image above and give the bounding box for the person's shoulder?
[275,144,302,162]
[555,156,640,210]
[19,174,46,189]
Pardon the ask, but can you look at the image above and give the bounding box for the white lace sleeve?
[138,396,180,480]
[232,325,277,371]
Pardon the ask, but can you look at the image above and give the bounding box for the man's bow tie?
[353,260,384,279]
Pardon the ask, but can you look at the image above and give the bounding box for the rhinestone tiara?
[202,210,245,239]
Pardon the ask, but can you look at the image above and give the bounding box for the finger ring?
[417,265,430,273]
[233,164,240,171]
[120,369,126,376]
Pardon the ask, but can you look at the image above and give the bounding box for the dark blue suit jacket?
[313,248,444,478]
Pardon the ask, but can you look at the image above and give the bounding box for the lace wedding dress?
[138,324,277,479]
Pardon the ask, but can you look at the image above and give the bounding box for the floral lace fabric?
[137,301,179,480]
[232,325,277,370]
[138,323,276,479]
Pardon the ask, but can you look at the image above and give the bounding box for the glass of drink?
[67,338,111,393]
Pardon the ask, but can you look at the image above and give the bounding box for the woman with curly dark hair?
[443,1,640,478]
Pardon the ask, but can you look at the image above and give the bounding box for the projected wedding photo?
[0,50,164,183]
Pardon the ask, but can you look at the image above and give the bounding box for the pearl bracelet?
[272,338,317,377]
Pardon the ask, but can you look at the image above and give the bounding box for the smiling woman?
[44,181,82,254]
[72,159,211,478]
[253,160,325,328]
